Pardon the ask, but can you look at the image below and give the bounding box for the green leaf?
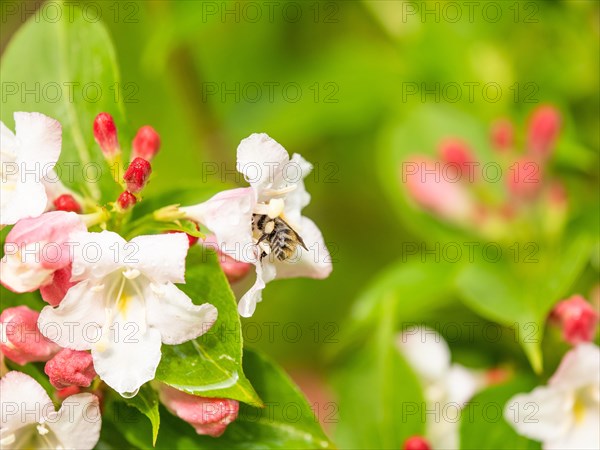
[106,348,334,449]
[0,0,126,201]
[124,384,161,446]
[155,246,262,407]
[460,377,541,450]
[332,293,425,448]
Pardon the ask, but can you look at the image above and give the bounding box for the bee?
[253,214,307,261]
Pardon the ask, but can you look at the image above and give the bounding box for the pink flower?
[403,156,475,224]
[0,211,86,302]
[490,118,514,151]
[551,295,599,345]
[438,138,478,181]
[527,105,561,157]
[0,306,60,365]
[159,385,239,437]
[506,157,543,200]
[39,264,77,306]
[45,348,96,389]
[132,125,161,161]
[202,234,253,283]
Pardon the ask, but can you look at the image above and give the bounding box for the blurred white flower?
[0,371,101,449]
[397,326,484,449]
[182,133,332,317]
[505,343,600,450]
[1,112,62,226]
[38,231,217,396]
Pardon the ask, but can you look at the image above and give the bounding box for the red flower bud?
[403,436,431,450]
[0,306,60,365]
[117,191,137,210]
[132,126,161,161]
[53,194,82,214]
[490,118,514,151]
[438,138,477,181]
[123,158,152,193]
[527,105,561,157]
[45,348,96,389]
[56,385,81,400]
[93,113,120,158]
[551,295,599,345]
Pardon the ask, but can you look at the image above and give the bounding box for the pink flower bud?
[132,126,161,161]
[53,194,82,213]
[123,157,152,193]
[551,295,599,345]
[506,157,543,200]
[159,385,239,437]
[490,118,514,151]
[1,211,86,295]
[0,306,60,365]
[56,385,82,400]
[93,112,120,157]
[39,265,76,306]
[527,105,561,157]
[203,234,253,283]
[45,348,96,389]
[402,156,475,224]
[403,436,431,450]
[438,138,477,181]
[117,191,137,210]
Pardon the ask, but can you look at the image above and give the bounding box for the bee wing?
[278,217,308,250]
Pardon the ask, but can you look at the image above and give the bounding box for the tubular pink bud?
[506,157,543,200]
[39,265,76,306]
[490,118,514,151]
[123,157,152,193]
[551,295,599,345]
[202,235,252,283]
[132,126,161,161]
[56,385,82,400]
[159,385,239,437]
[527,105,561,157]
[403,436,432,450]
[0,306,60,365]
[93,112,120,157]
[117,190,137,210]
[45,348,96,389]
[53,194,82,214]
[438,138,478,181]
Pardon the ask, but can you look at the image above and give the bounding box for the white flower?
[397,326,484,449]
[1,112,62,226]
[505,343,600,450]
[38,231,218,396]
[0,371,101,449]
[182,133,332,317]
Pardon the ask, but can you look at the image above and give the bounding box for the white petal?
[146,282,217,344]
[236,133,289,191]
[545,406,600,450]
[181,188,255,262]
[1,120,17,150]
[550,343,600,390]
[238,261,276,317]
[129,234,188,284]
[47,393,101,450]
[396,326,451,381]
[0,371,54,431]
[444,364,481,405]
[14,112,62,171]
[273,216,332,280]
[504,387,571,443]
[70,231,127,281]
[91,292,161,395]
[0,180,47,226]
[38,281,104,350]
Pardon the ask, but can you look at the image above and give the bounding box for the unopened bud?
[490,118,514,151]
[45,348,96,389]
[123,157,152,193]
[438,138,477,181]
[168,223,200,247]
[203,235,252,283]
[403,436,431,450]
[56,385,82,400]
[0,306,60,365]
[158,385,239,437]
[53,194,82,213]
[551,295,598,345]
[132,126,161,161]
[506,158,543,200]
[527,105,561,157]
[93,113,120,158]
[117,191,137,210]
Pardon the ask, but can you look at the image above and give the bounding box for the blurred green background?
[2,0,598,401]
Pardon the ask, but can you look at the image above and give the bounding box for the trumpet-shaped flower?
[38,231,218,396]
[1,112,62,226]
[505,343,600,450]
[0,371,101,449]
[182,133,332,317]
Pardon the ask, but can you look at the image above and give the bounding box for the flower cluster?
[0,112,331,447]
